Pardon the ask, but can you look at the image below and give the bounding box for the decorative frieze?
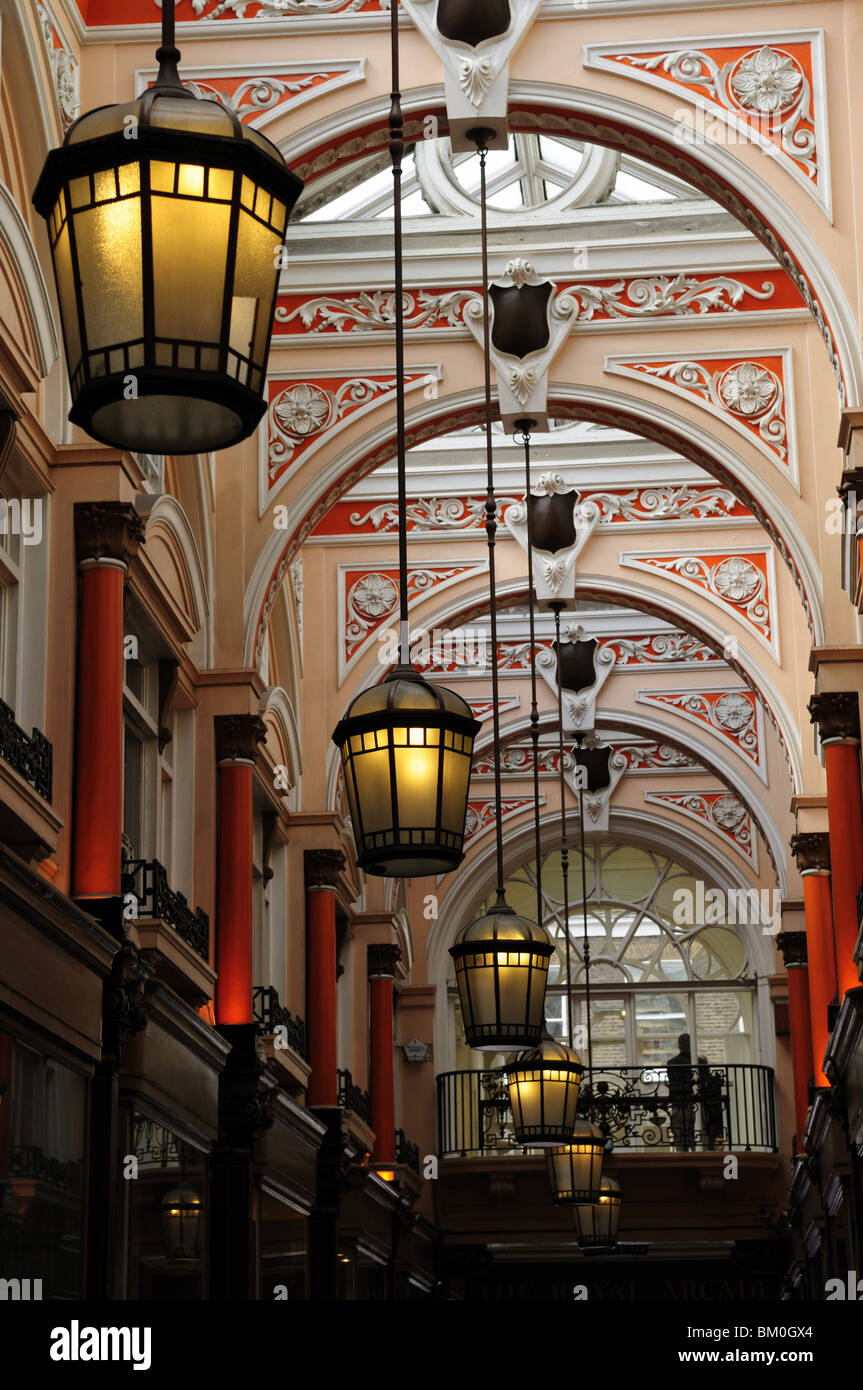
[464,796,544,845]
[36,1,80,128]
[339,560,486,680]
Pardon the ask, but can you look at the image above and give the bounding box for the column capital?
[776,931,808,968]
[214,713,267,765]
[305,847,346,890]
[368,943,402,980]
[808,691,860,744]
[74,501,145,568]
[790,832,831,875]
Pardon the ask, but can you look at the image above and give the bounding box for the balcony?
[253,985,311,1094]
[121,856,214,1005]
[0,701,60,861]
[437,1064,778,1157]
[0,700,51,802]
[338,1068,372,1127]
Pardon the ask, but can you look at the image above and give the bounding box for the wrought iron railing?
[395,1128,420,1173]
[338,1068,372,1126]
[437,1063,778,1157]
[9,1144,82,1193]
[252,985,307,1060]
[0,699,52,801]
[120,856,209,961]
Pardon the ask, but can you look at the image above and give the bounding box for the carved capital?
[837,466,863,504]
[216,1023,275,1146]
[790,832,831,874]
[74,501,145,567]
[808,691,861,744]
[214,713,267,764]
[368,943,402,980]
[776,931,808,968]
[305,847,346,890]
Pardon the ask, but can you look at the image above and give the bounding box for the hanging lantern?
[161,1184,202,1261]
[450,895,553,1050]
[333,666,480,877]
[574,1175,622,1248]
[547,1120,606,1204]
[32,16,302,455]
[506,1036,584,1144]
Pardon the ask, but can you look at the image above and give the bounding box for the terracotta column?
[790,833,836,1087]
[305,849,345,1108]
[777,932,814,1144]
[214,714,266,1025]
[809,694,863,998]
[71,503,144,906]
[368,944,402,1165]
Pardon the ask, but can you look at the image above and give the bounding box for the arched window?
[451,842,757,1075]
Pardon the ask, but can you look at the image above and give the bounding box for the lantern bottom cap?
[71,376,266,455]
[464,1033,544,1051]
[361,850,464,878]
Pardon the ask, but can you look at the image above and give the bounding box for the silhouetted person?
[666,1032,697,1151]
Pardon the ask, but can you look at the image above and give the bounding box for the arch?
[247,383,824,674]
[428,805,779,1073]
[143,494,211,666]
[281,80,862,404]
[0,179,59,384]
[259,684,304,809]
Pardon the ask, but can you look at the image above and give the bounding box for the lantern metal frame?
[506,1035,584,1145]
[546,1120,606,1204]
[450,896,554,1050]
[333,666,480,877]
[32,0,302,454]
[574,1175,622,1248]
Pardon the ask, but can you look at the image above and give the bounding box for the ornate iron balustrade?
[9,1144,82,1193]
[120,856,209,961]
[252,985,307,1060]
[395,1128,420,1173]
[338,1068,372,1126]
[0,699,52,802]
[437,1063,778,1157]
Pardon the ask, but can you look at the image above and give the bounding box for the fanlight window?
[451,842,757,1074]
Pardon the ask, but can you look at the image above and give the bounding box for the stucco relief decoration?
[463,259,578,430]
[472,740,698,778]
[276,273,787,340]
[266,370,430,485]
[535,622,615,732]
[315,485,747,539]
[175,71,349,124]
[400,0,544,150]
[36,2,80,127]
[464,694,520,721]
[621,550,773,646]
[585,36,824,210]
[464,797,541,844]
[186,0,386,17]
[644,789,757,868]
[636,688,762,773]
[342,563,481,668]
[608,632,721,666]
[563,743,627,831]
[608,356,789,467]
[506,473,600,607]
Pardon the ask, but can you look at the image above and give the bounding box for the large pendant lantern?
[333,665,480,877]
[450,894,553,1050]
[546,1120,605,1204]
[506,1036,584,1145]
[574,1175,622,1248]
[32,1,302,454]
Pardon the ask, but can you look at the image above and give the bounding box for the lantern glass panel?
[547,1124,605,1203]
[506,1040,583,1143]
[574,1177,621,1246]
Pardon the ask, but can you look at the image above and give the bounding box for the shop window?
[0,1030,87,1299]
[127,1113,207,1300]
[255,1189,307,1300]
